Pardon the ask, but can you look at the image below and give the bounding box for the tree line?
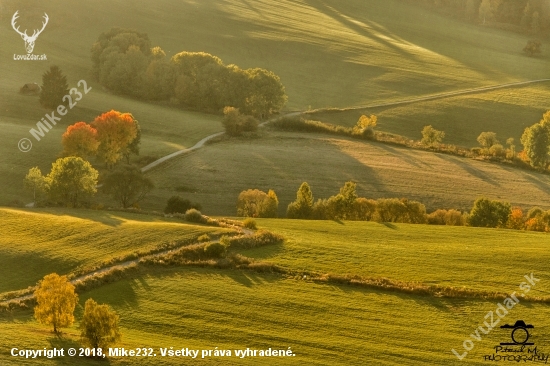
[236,181,550,231]
[413,0,550,35]
[91,28,287,118]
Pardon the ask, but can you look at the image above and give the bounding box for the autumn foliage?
[62,122,100,159]
[91,110,138,167]
[61,110,139,167]
[34,273,78,333]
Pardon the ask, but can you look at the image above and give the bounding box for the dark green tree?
[39,66,69,109]
[468,198,511,228]
[102,165,154,208]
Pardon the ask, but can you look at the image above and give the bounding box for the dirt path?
[140,79,550,173]
[1,228,255,304]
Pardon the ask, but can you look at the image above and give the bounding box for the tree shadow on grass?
[48,334,112,365]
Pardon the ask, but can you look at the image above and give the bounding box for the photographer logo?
[11,11,48,61]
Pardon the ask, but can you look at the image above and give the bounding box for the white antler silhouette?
[11,11,49,54]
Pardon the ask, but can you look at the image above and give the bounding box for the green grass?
[2,266,550,365]
[308,84,550,148]
[244,219,550,294]
[145,131,550,215]
[0,208,232,294]
[1,0,550,205]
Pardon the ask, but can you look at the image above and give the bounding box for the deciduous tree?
[24,167,48,202]
[61,122,100,159]
[80,298,121,349]
[91,110,138,168]
[102,165,154,208]
[47,157,99,207]
[34,273,78,333]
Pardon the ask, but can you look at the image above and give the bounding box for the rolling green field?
[309,84,550,148]
[144,131,550,215]
[0,208,232,294]
[0,220,550,365]
[3,1,550,364]
[1,0,549,205]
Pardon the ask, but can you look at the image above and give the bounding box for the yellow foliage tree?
[80,298,122,349]
[34,273,78,333]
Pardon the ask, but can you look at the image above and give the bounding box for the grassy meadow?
[1,0,549,205]
[2,0,550,364]
[0,208,232,294]
[144,131,550,215]
[309,83,550,148]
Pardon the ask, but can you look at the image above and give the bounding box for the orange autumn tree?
[507,207,525,230]
[91,110,138,168]
[61,122,100,159]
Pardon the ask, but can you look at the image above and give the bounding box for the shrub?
[374,198,426,224]
[243,218,257,230]
[236,189,278,218]
[421,125,445,147]
[427,209,447,225]
[507,207,525,230]
[164,196,201,214]
[444,209,466,226]
[468,198,511,228]
[477,132,499,149]
[197,234,210,242]
[353,115,377,139]
[184,209,206,223]
[489,143,506,158]
[224,230,284,249]
[222,107,258,136]
[350,198,377,221]
[527,207,544,219]
[204,242,227,258]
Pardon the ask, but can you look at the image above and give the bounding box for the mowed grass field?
[2,267,550,365]
[309,84,550,148]
[1,0,549,205]
[243,219,550,294]
[144,131,550,215]
[0,208,233,294]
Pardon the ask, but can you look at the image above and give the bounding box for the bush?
[489,143,506,158]
[204,242,227,258]
[197,234,210,242]
[350,198,377,221]
[427,209,447,225]
[164,196,201,214]
[427,209,465,226]
[421,125,445,147]
[507,207,525,230]
[374,198,426,224]
[243,218,257,230]
[222,107,258,136]
[468,198,511,228]
[224,230,284,249]
[286,182,314,219]
[527,207,544,219]
[236,189,278,218]
[184,209,206,223]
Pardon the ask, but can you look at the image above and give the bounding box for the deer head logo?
[11,11,49,54]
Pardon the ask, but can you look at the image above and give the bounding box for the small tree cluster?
[164,196,202,214]
[523,40,542,56]
[91,28,287,117]
[353,114,377,139]
[421,125,445,147]
[237,189,279,218]
[62,110,141,167]
[34,273,121,352]
[25,157,99,207]
[468,198,511,228]
[427,209,466,226]
[222,107,258,136]
[521,111,550,169]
